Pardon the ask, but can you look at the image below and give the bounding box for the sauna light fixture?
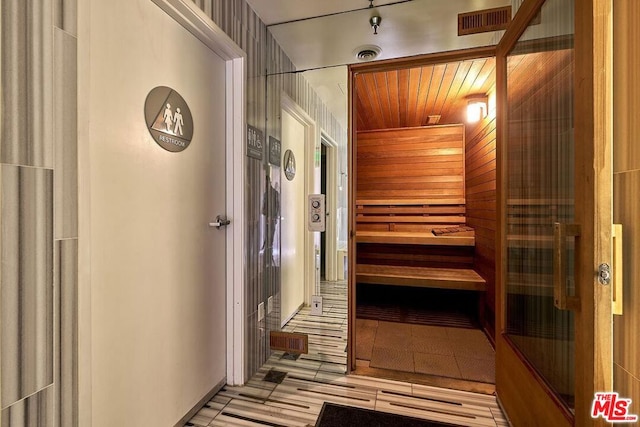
[466,95,488,123]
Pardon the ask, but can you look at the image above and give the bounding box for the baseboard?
[173,377,226,427]
[280,302,305,328]
[495,393,514,426]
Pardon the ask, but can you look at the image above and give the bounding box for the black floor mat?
[316,403,462,427]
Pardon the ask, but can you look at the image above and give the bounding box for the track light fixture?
[368,0,381,34]
[370,15,381,34]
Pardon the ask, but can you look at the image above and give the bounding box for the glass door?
[496,0,613,425]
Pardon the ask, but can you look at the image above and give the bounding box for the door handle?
[553,222,581,311]
[612,224,623,315]
[209,215,231,229]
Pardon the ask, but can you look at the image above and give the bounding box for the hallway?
[185,282,508,427]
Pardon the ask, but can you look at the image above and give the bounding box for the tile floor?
[185,281,508,427]
[356,319,496,383]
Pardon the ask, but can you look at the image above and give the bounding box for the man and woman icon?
[163,103,184,136]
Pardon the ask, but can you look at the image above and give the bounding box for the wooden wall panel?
[357,125,465,200]
[613,0,640,407]
[357,244,475,270]
[465,116,497,338]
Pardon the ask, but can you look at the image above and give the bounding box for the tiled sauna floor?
[186,282,508,427]
[356,320,496,384]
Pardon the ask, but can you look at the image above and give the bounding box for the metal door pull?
[612,224,624,315]
[209,215,231,229]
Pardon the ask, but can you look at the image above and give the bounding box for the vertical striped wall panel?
[55,239,78,427]
[1,0,78,423]
[1,386,53,427]
[53,0,77,36]
[0,166,54,409]
[53,28,78,240]
[0,0,54,168]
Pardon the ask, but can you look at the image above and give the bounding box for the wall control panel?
[308,194,326,232]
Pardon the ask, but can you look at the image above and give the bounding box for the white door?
[83,0,227,424]
[280,109,307,326]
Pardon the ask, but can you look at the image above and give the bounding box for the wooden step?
[356,264,486,291]
[356,230,475,246]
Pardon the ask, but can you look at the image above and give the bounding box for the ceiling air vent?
[354,45,381,61]
[426,115,441,125]
[458,6,512,36]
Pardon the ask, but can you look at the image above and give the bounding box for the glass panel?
[505,0,576,411]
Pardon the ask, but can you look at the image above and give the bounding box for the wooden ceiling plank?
[398,68,410,128]
[439,60,474,124]
[387,70,401,128]
[469,58,496,93]
[423,64,446,123]
[407,67,423,127]
[355,90,370,131]
[432,62,459,117]
[414,65,434,127]
[355,75,373,130]
[363,72,386,130]
[375,72,394,129]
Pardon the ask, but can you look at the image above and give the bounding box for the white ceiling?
[247,0,510,130]
[244,0,403,26]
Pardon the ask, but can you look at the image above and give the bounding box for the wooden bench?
[357,264,486,291]
[356,198,474,246]
[505,199,574,296]
[355,198,486,292]
[506,198,574,248]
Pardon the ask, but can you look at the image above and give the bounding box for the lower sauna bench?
[356,264,487,292]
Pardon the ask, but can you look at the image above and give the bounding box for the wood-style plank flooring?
[185,281,509,427]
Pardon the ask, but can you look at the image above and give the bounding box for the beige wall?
[613,0,640,408]
[79,0,227,424]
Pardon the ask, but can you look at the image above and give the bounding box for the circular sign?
[144,86,194,152]
[283,149,296,181]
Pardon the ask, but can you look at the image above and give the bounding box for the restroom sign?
[144,86,194,152]
[247,125,264,160]
[269,136,281,166]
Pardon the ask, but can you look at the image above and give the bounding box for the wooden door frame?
[495,0,613,425]
[347,46,496,372]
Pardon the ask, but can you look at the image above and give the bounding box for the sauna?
[349,53,498,389]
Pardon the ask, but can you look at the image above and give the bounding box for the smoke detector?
[354,45,381,61]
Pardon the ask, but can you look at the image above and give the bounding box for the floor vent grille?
[458,6,512,36]
[270,331,309,354]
